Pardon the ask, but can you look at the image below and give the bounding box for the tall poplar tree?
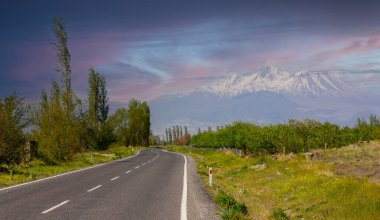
[33,18,84,162]
[88,67,112,149]
[52,18,73,110]
[88,67,109,124]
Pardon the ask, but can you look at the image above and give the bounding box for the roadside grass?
[0,146,144,187]
[167,144,380,219]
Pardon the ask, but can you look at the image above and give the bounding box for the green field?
[168,142,380,219]
[0,146,143,187]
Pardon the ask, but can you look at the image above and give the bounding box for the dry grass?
[314,141,380,184]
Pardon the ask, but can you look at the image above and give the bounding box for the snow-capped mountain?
[200,66,358,97]
[150,66,380,134]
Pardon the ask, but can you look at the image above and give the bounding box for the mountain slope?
[200,66,359,97]
[150,66,380,134]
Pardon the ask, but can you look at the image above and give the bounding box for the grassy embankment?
[167,142,380,220]
[0,146,144,187]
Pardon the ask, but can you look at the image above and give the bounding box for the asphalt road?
[0,148,219,220]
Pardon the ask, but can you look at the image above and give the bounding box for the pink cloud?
[313,37,380,61]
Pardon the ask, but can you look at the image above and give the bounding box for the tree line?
[191,116,380,155]
[0,18,150,166]
[164,125,191,145]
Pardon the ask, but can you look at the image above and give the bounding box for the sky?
[1,0,380,107]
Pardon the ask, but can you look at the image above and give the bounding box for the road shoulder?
[186,155,220,220]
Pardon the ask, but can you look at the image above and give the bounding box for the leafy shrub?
[215,192,248,220]
[271,208,289,220]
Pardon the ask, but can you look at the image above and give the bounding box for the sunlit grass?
[0,146,144,187]
[167,144,380,219]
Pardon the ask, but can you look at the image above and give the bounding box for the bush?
[271,208,289,220]
[89,122,115,150]
[215,192,248,220]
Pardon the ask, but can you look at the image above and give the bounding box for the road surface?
[0,148,219,220]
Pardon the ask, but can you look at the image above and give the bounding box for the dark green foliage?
[108,108,128,146]
[191,117,380,154]
[271,208,289,220]
[87,67,111,150]
[126,99,150,146]
[88,67,109,124]
[0,96,28,165]
[89,122,115,150]
[215,192,248,220]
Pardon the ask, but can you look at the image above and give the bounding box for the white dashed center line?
[142,163,146,166]
[135,166,140,169]
[110,176,120,181]
[87,185,102,192]
[41,200,70,214]
[125,170,131,174]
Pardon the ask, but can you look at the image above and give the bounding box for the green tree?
[33,18,85,162]
[108,108,128,146]
[0,95,28,165]
[183,126,191,145]
[87,67,112,150]
[88,67,109,124]
[126,99,150,146]
[168,128,173,144]
[52,18,73,110]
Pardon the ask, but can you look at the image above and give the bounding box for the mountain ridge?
[150,66,380,134]
[192,66,360,98]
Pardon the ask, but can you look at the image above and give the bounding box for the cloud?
[97,61,162,103]
[313,37,380,61]
[3,0,380,103]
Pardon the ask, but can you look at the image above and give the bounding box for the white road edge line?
[0,150,141,191]
[41,200,70,214]
[181,154,188,220]
[166,150,187,220]
[87,185,102,192]
[110,176,120,181]
[125,170,131,174]
[135,166,140,169]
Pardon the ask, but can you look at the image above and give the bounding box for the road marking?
[41,200,70,214]
[125,170,131,174]
[135,166,140,169]
[110,176,120,181]
[142,163,146,166]
[0,150,141,191]
[148,161,151,163]
[181,155,188,220]
[87,185,102,192]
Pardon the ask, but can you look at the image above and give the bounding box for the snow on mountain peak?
[200,66,358,97]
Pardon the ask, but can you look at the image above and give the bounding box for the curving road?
[0,148,219,220]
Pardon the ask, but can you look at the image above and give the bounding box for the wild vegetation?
[0,146,142,187]
[0,18,150,184]
[167,141,380,219]
[191,116,380,155]
[0,96,29,165]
